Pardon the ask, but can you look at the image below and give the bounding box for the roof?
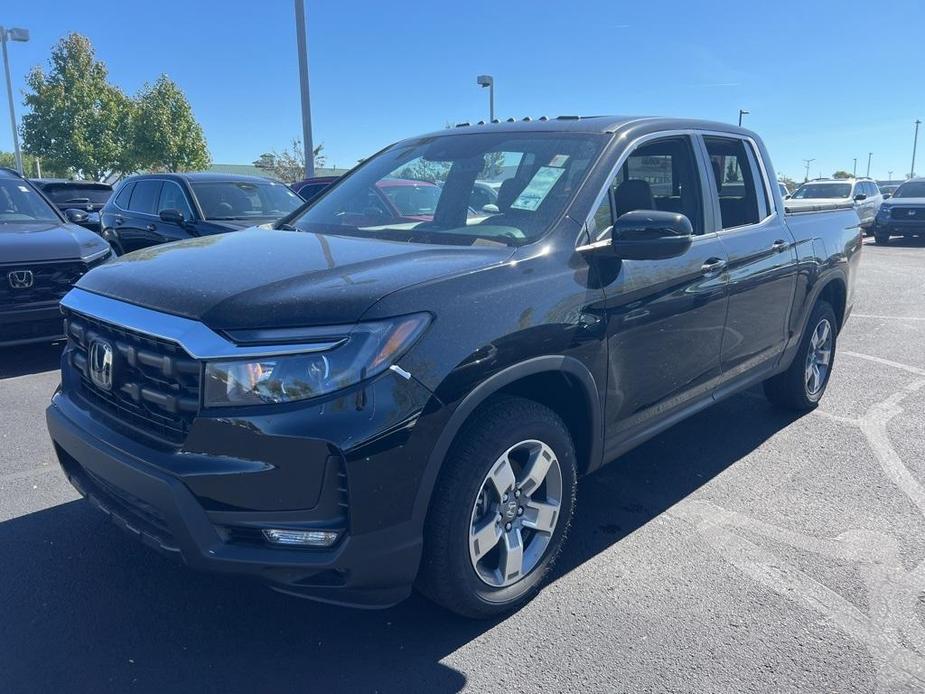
[208,163,351,179]
[0,167,23,178]
[30,178,112,188]
[412,115,759,140]
[124,171,292,184]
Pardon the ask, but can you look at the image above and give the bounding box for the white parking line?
[852,313,925,322]
[841,351,925,377]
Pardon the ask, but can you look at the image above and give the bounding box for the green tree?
[132,74,210,172]
[832,170,852,179]
[479,151,505,180]
[21,33,133,180]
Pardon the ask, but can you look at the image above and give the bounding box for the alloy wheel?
[805,317,833,396]
[468,439,563,588]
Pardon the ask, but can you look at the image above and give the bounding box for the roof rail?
[454,121,470,128]
[555,115,581,120]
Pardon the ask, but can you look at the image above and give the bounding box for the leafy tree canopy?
[132,75,210,173]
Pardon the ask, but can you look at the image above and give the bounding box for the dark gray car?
[0,168,111,346]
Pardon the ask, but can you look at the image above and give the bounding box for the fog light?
[262,528,339,547]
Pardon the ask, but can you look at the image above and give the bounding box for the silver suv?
[788,178,883,229]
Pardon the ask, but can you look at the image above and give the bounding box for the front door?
[592,135,729,451]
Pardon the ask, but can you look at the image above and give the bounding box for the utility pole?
[888,170,894,181]
[912,119,921,179]
[294,0,314,179]
[738,109,749,127]
[1,26,29,175]
[866,152,873,177]
[803,158,815,182]
[852,158,857,176]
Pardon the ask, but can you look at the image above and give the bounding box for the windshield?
[40,183,112,205]
[0,179,60,223]
[287,132,606,246]
[191,180,303,220]
[791,183,852,199]
[893,181,925,198]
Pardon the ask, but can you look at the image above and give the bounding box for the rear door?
[593,134,729,447]
[118,179,163,253]
[701,134,798,379]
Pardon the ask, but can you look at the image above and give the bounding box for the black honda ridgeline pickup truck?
[46,117,861,617]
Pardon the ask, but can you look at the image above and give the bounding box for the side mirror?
[609,210,693,260]
[64,208,89,224]
[784,194,792,200]
[481,203,500,214]
[854,193,867,201]
[159,208,186,225]
[883,193,892,200]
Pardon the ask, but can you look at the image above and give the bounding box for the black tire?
[874,232,890,245]
[764,300,837,411]
[417,396,577,618]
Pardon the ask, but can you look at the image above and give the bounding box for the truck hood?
[0,221,110,263]
[883,198,925,206]
[76,228,515,329]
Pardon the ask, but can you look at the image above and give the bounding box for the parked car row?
[784,177,884,231]
[39,116,860,617]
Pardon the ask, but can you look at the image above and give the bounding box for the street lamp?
[852,158,857,176]
[912,119,921,179]
[866,152,873,177]
[1,26,29,175]
[737,109,749,127]
[477,74,494,122]
[889,170,894,181]
[293,1,314,179]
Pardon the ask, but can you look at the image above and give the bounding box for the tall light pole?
[803,158,815,182]
[889,170,894,181]
[477,75,494,122]
[852,158,857,176]
[737,109,749,127]
[294,1,314,179]
[866,152,873,177]
[912,119,921,179]
[1,26,29,175]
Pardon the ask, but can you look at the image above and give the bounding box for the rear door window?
[703,137,765,229]
[128,180,162,215]
[113,182,134,209]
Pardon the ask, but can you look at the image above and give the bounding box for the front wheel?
[417,396,577,618]
[874,231,890,245]
[764,300,837,411]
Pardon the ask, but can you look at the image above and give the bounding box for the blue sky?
[2,0,923,181]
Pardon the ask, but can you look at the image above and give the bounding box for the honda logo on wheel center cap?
[88,340,114,391]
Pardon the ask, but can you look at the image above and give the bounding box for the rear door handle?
[146,224,157,232]
[771,239,789,252]
[701,257,727,274]
[114,215,124,226]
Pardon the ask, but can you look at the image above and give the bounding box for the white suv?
[787,178,883,229]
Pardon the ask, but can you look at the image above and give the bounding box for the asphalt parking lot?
[2,237,925,693]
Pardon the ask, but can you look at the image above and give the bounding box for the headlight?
[81,247,112,265]
[203,313,430,407]
[877,206,891,219]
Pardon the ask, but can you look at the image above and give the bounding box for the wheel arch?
[412,356,603,525]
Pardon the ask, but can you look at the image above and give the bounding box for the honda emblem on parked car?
[7,270,34,289]
[88,340,114,391]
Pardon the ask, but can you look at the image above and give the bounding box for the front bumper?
[0,304,65,347]
[47,368,441,608]
[873,219,925,236]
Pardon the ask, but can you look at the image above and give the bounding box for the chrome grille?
[65,310,201,445]
[0,261,87,307]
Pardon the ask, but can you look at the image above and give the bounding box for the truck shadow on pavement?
[0,342,64,379]
[0,390,800,694]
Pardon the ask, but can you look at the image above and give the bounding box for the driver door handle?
[701,257,727,275]
[146,224,157,232]
[771,239,789,252]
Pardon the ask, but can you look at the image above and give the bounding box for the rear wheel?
[417,396,577,618]
[874,231,890,245]
[764,300,837,411]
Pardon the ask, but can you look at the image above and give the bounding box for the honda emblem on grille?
[7,270,34,289]
[89,340,114,391]
[909,210,917,216]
